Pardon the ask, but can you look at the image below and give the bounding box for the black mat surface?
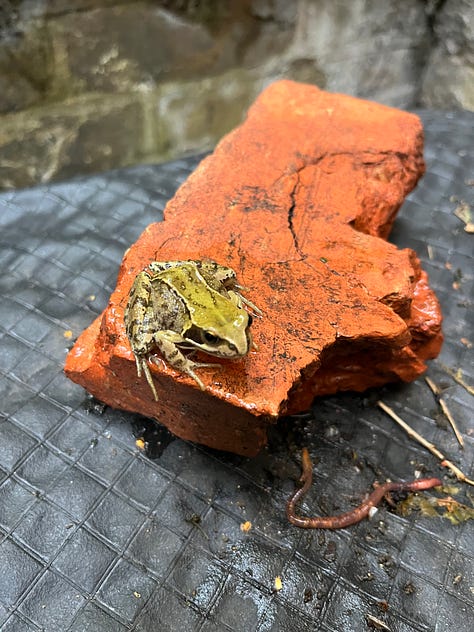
[0,110,473,632]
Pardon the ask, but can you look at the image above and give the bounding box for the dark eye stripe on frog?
[202,331,219,344]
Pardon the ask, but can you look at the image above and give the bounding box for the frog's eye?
[202,331,219,345]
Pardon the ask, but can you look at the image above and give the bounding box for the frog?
[124,259,260,400]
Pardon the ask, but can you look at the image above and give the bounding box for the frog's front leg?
[151,331,219,391]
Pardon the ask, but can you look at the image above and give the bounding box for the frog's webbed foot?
[184,360,222,390]
[135,355,159,401]
[181,366,206,390]
[150,355,216,391]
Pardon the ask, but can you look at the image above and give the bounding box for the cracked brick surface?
[65,81,442,455]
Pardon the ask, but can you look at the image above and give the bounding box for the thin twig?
[366,614,391,631]
[439,398,464,448]
[377,401,474,486]
[425,377,464,448]
[425,376,440,396]
[440,364,474,397]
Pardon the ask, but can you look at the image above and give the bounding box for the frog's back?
[159,262,244,329]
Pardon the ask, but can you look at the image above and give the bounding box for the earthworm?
[286,448,442,529]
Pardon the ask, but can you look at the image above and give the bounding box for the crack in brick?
[288,175,301,256]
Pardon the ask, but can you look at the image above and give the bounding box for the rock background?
[0,0,472,189]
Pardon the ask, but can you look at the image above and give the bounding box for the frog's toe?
[191,361,221,369]
[187,362,221,391]
[141,358,159,401]
[135,355,143,377]
[185,369,205,390]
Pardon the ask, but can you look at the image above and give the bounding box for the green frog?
[124,259,260,400]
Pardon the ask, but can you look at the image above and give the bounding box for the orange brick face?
[65,81,442,455]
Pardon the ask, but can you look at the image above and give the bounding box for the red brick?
[65,81,442,455]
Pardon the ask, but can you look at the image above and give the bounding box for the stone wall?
[0,0,471,190]
[422,0,474,109]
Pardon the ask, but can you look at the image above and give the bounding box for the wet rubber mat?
[0,110,472,631]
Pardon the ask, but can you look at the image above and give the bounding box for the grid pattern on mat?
[0,111,473,632]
